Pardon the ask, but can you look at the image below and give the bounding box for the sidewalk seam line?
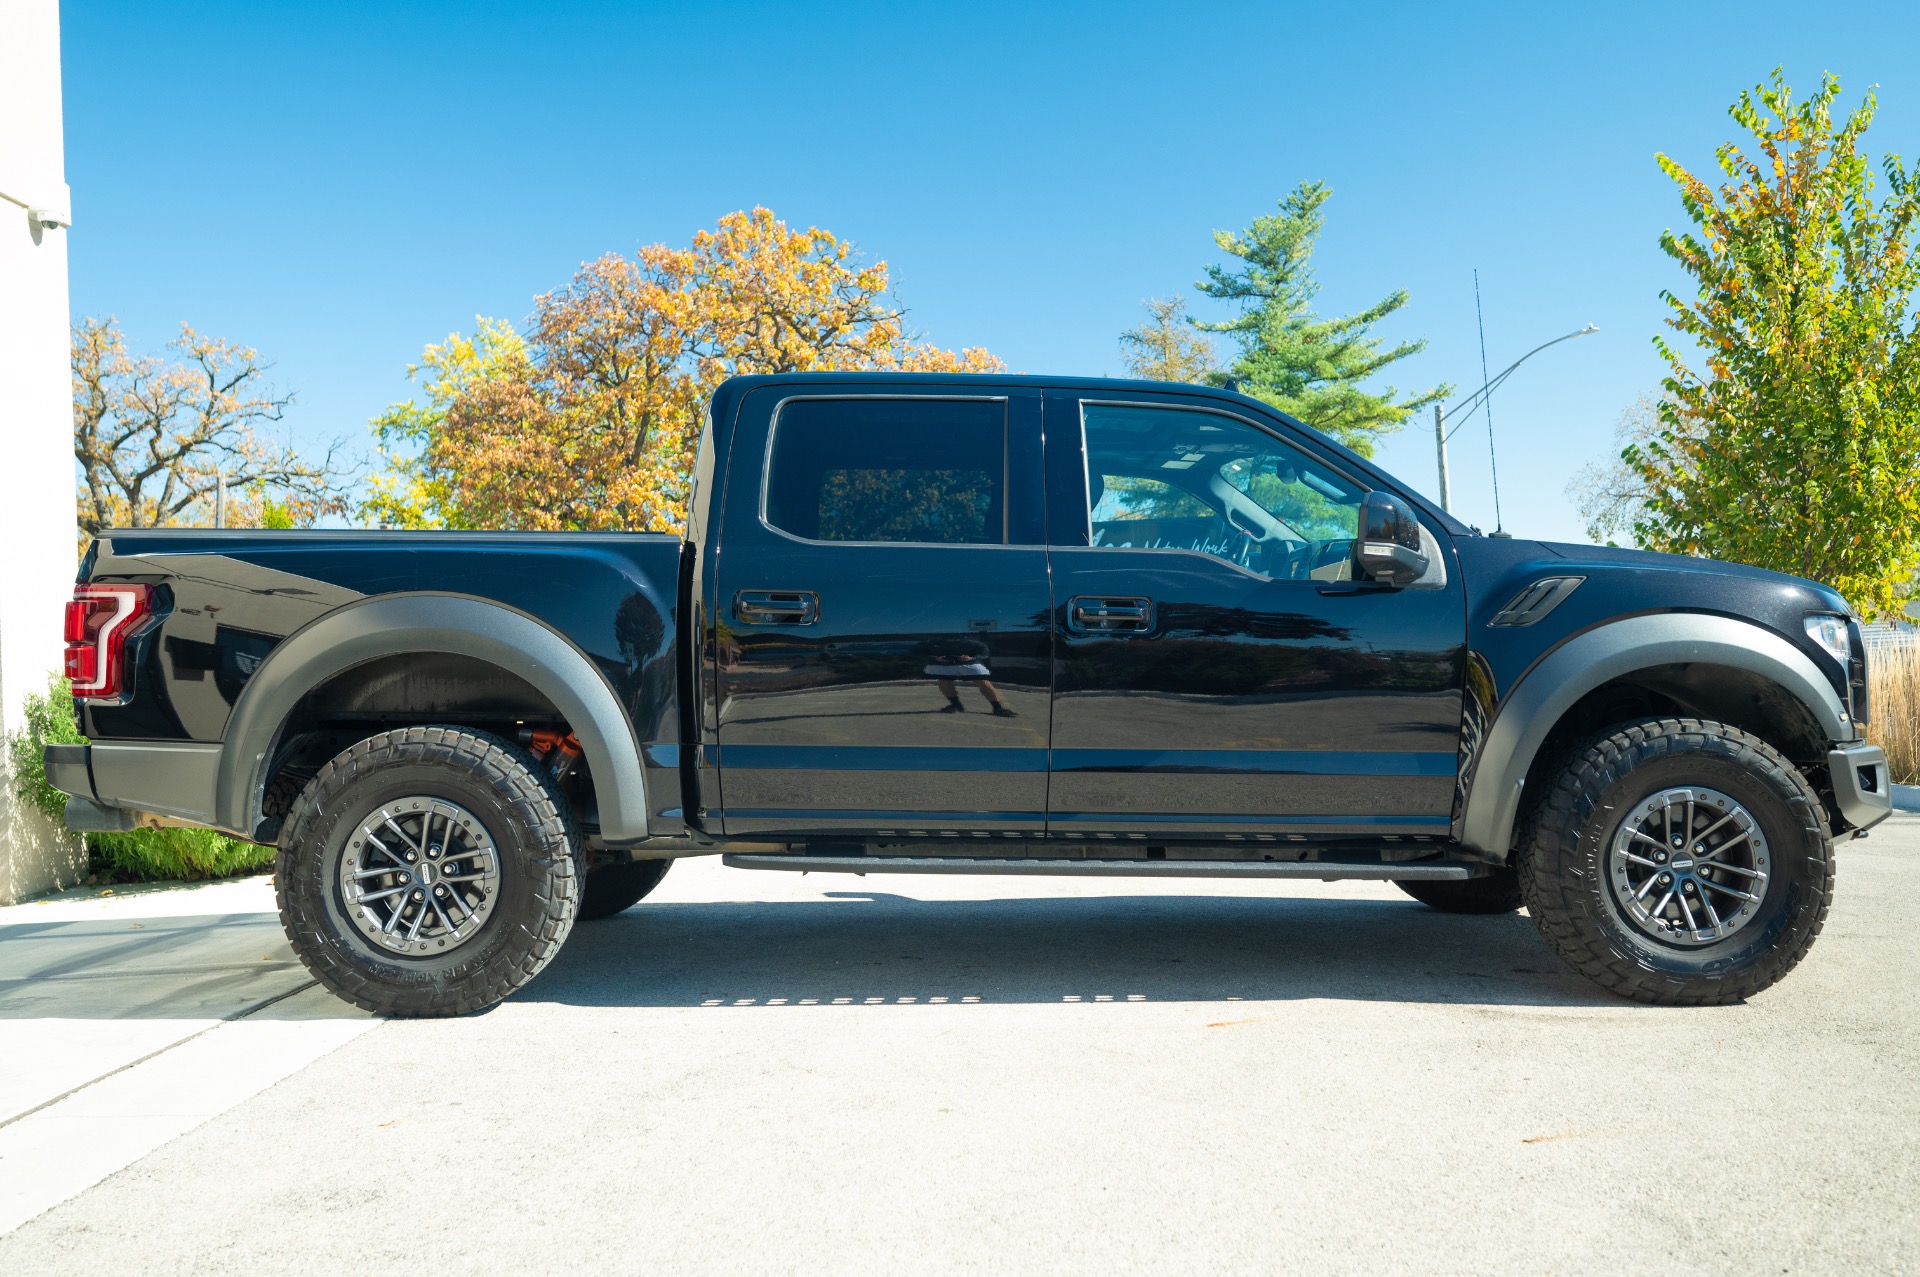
[0,978,319,1132]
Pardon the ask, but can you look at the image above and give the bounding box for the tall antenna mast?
[1473,269,1503,533]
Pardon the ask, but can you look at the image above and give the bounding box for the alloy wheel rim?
[1607,785,1770,947]
[339,797,501,956]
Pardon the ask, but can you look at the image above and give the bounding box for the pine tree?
[1118,297,1217,383]
[1197,181,1446,456]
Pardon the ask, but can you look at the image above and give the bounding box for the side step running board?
[721,855,1475,881]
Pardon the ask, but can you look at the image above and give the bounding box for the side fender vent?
[1489,575,1585,627]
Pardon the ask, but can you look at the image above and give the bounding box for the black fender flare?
[1457,613,1851,858]
[215,593,649,843]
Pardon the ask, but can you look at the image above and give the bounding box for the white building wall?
[0,0,85,902]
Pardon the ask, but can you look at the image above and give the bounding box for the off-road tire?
[1518,717,1833,1006]
[579,858,673,921]
[276,726,581,1016]
[1395,869,1522,914]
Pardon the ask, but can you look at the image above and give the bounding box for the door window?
[1082,403,1365,581]
[764,398,1006,545]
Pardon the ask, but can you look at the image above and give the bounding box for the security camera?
[30,207,70,230]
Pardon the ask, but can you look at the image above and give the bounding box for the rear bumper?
[43,744,93,803]
[1829,743,1893,831]
[41,741,223,831]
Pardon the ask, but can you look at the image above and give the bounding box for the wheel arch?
[217,593,648,844]
[1458,614,1851,859]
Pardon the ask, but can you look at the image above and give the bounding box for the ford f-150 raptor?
[44,373,1891,1014]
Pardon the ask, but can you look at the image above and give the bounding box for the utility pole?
[215,472,226,529]
[1433,403,1451,512]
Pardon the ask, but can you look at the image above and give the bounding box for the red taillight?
[64,584,152,699]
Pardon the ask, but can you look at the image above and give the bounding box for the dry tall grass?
[1867,643,1920,784]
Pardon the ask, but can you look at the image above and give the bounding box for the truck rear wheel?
[579,858,672,920]
[1518,717,1833,1005]
[1394,870,1522,914]
[276,726,581,1017]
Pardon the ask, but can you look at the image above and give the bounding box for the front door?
[713,388,1051,837]
[1043,392,1465,841]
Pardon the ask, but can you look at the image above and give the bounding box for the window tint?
[766,399,1006,544]
[1082,403,1365,581]
[1090,476,1213,524]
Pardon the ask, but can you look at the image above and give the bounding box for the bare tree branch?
[71,318,355,536]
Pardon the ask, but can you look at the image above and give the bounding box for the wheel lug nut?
[1660,873,1673,884]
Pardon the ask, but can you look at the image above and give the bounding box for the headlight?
[1804,614,1852,667]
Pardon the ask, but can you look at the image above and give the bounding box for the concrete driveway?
[2,819,1916,1274]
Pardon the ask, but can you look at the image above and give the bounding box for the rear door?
[712,387,1051,837]
[1042,390,1465,841]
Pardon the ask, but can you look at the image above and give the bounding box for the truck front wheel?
[1518,717,1833,1005]
[276,726,581,1017]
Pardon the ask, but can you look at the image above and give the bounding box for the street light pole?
[1434,323,1598,514]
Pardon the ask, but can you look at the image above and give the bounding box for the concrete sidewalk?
[0,877,375,1232]
[2,826,1917,1272]
[1,877,308,1123]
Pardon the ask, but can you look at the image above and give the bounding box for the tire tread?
[275,726,580,1017]
[1517,716,1833,1006]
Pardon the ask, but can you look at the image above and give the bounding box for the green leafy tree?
[1630,72,1920,619]
[1196,181,1447,456]
[1119,297,1217,383]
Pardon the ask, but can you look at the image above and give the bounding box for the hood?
[1536,541,1852,614]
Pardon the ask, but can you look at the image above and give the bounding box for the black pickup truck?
[46,373,1891,1014]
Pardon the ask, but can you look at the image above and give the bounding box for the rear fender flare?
[216,593,648,843]
[1458,613,1850,858]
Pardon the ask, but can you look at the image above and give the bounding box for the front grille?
[1848,618,1870,727]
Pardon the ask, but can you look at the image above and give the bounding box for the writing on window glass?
[1080,403,1366,581]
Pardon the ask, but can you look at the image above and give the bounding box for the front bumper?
[1829,743,1892,831]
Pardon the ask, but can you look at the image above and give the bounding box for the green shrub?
[7,674,274,882]
[89,825,275,881]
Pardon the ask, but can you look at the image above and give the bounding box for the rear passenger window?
[765,399,1007,544]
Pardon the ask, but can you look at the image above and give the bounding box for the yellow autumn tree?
[366,208,1001,532]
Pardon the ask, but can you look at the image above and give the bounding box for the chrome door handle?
[734,590,820,625]
[1069,596,1153,633]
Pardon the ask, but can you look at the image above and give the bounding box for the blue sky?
[61,0,1920,542]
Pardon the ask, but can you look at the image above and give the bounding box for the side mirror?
[1352,492,1429,587]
